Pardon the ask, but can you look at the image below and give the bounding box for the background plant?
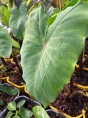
[0,84,19,112]
[6,100,50,118]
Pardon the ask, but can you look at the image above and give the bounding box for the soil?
[51,85,88,117]
[0,56,25,86]
[0,84,18,112]
[85,109,88,117]
[85,38,88,55]
[48,112,62,118]
[5,73,25,86]
[74,70,88,86]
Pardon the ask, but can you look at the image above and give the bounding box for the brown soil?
[85,38,88,55]
[5,73,25,86]
[48,112,61,118]
[51,85,88,117]
[74,70,88,86]
[85,109,88,117]
[0,84,18,112]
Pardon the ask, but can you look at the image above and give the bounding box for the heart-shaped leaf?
[9,2,27,40]
[19,108,33,118]
[7,101,16,111]
[21,1,88,107]
[0,26,12,58]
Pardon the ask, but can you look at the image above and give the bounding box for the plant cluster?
[0,0,88,117]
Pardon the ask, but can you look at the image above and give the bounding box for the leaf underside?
[21,1,88,107]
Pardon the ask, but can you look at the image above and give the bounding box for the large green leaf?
[33,106,50,118]
[9,2,27,40]
[0,26,12,58]
[21,1,88,107]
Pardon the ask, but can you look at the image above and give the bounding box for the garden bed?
[51,85,87,117]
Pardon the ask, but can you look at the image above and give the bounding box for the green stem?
[65,86,70,95]
[12,51,22,74]
[70,91,88,99]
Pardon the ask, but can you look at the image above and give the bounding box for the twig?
[12,51,22,74]
[70,91,88,99]
[0,71,22,76]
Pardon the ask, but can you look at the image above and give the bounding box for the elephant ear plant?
[21,0,88,108]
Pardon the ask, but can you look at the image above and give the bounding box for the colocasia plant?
[21,0,88,107]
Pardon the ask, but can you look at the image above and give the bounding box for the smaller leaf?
[38,1,45,7]
[6,111,14,118]
[12,49,20,56]
[46,6,55,18]
[33,106,50,118]
[10,2,27,40]
[0,98,4,105]
[13,114,21,118]
[1,65,7,72]
[7,101,16,111]
[11,38,20,49]
[0,26,12,58]
[19,108,33,118]
[63,0,79,9]
[0,85,19,95]
[48,9,60,25]
[17,100,26,109]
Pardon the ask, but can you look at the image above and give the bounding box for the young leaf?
[12,115,21,118]
[63,0,79,9]
[11,38,20,49]
[33,106,50,118]
[0,6,10,27]
[9,2,27,40]
[7,101,16,111]
[0,84,19,95]
[19,108,33,118]
[0,98,4,105]
[1,65,7,72]
[6,111,14,118]
[21,1,88,107]
[48,9,60,25]
[17,100,26,109]
[0,26,12,58]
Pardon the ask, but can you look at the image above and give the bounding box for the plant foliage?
[21,1,88,107]
[9,2,27,40]
[0,26,12,58]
